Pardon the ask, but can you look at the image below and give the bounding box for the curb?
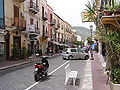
[0,60,33,71]
[0,54,60,71]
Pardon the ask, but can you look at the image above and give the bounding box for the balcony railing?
[0,18,5,29]
[50,19,56,26]
[12,17,26,30]
[102,10,120,16]
[29,2,39,14]
[27,24,40,35]
[42,12,48,21]
[54,24,58,30]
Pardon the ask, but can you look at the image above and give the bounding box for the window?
[36,0,38,6]
[30,18,33,24]
[36,21,39,29]
[63,49,67,52]
[42,6,44,17]
[43,25,45,36]
[50,14,52,21]
[71,49,77,52]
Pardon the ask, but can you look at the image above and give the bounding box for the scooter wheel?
[34,73,40,82]
[45,72,47,76]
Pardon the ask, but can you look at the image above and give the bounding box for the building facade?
[24,0,40,55]
[39,0,48,54]
[0,0,5,61]
[0,0,77,61]
[4,0,26,60]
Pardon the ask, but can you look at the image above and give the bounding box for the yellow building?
[4,0,26,60]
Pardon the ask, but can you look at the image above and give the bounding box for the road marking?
[25,82,39,90]
[48,61,70,75]
[25,60,70,90]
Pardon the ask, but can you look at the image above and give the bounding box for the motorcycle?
[34,56,49,82]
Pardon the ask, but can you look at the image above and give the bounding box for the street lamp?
[90,25,94,60]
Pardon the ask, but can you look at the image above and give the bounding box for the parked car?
[61,48,89,60]
[80,47,89,53]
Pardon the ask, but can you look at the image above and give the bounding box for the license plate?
[35,68,38,71]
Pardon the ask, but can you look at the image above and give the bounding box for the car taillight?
[66,52,69,54]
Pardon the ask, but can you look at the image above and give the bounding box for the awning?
[101,15,120,28]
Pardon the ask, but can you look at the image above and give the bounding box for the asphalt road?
[0,55,90,90]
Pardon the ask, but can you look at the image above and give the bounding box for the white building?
[77,35,82,41]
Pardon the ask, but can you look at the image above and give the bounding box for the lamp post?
[90,25,94,60]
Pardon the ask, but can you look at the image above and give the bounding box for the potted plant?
[12,47,21,60]
[21,46,27,59]
[109,65,120,90]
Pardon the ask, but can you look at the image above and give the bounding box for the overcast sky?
[46,0,96,30]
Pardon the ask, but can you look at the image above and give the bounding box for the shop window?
[0,42,5,56]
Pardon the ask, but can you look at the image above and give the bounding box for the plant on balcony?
[84,1,98,22]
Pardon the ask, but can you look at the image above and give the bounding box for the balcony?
[15,0,25,2]
[102,10,120,16]
[101,15,120,28]
[0,18,5,29]
[42,12,48,21]
[29,2,39,14]
[18,0,25,2]
[101,10,120,28]
[12,17,26,31]
[50,19,56,26]
[54,24,58,30]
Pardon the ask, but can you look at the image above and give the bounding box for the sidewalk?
[0,53,60,71]
[91,52,110,90]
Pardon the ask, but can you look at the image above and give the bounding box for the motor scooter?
[34,56,49,82]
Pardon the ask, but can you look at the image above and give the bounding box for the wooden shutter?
[14,5,19,26]
[30,18,33,24]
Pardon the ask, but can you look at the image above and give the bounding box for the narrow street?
[0,56,92,90]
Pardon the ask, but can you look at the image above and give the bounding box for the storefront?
[0,32,5,61]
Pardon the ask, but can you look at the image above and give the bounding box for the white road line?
[25,60,70,90]
[48,61,70,75]
[25,82,39,90]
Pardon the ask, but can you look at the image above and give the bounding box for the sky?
[46,0,96,30]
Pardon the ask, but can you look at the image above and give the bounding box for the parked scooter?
[34,56,49,82]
